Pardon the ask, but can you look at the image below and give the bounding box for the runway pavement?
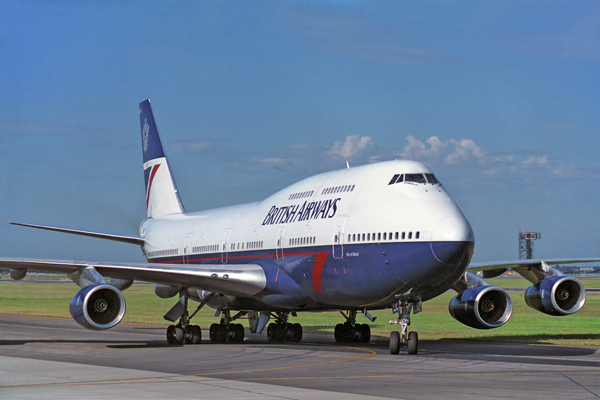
[0,314,598,399]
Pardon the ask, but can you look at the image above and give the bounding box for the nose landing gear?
[389,301,420,355]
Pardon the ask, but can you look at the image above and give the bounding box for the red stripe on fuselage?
[311,251,328,293]
[146,164,161,209]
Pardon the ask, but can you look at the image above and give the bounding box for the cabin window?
[402,232,406,240]
[408,232,413,239]
[367,233,370,241]
[378,233,381,241]
[383,232,386,240]
[351,185,355,191]
[416,232,420,239]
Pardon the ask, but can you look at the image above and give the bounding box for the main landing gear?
[209,309,246,343]
[266,312,302,342]
[334,310,371,344]
[389,301,420,355]
[165,289,205,345]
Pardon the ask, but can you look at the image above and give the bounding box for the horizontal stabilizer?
[9,222,145,246]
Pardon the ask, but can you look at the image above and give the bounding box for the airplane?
[2,99,596,355]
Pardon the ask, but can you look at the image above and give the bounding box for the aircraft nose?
[431,215,474,242]
[431,215,474,268]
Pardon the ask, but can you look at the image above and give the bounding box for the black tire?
[359,324,371,343]
[407,331,418,355]
[233,324,244,342]
[291,323,302,342]
[209,323,218,343]
[267,323,277,342]
[389,331,400,355]
[174,326,185,344]
[191,325,202,344]
[334,324,344,343]
[184,326,193,344]
[166,325,176,344]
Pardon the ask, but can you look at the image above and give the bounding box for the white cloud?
[400,136,487,166]
[445,139,487,165]
[327,135,373,159]
[522,155,549,165]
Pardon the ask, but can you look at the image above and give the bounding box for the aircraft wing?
[467,257,600,281]
[468,258,600,273]
[0,259,266,297]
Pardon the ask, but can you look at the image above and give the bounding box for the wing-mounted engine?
[525,276,585,315]
[449,272,512,329]
[70,284,126,330]
[449,285,512,329]
[67,266,126,330]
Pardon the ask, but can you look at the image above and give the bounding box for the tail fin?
[139,99,185,218]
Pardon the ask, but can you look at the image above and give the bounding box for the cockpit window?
[425,173,440,184]
[405,173,426,184]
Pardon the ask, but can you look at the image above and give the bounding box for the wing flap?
[1,259,266,297]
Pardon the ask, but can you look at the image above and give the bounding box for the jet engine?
[525,276,586,316]
[69,284,126,330]
[449,285,512,329]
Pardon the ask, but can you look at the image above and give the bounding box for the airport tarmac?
[0,314,598,399]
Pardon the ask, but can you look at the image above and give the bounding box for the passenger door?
[333,218,345,259]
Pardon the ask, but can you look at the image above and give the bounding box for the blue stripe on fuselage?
[147,240,472,309]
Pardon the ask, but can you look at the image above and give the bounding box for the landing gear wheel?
[291,323,302,342]
[267,323,282,342]
[334,324,344,343]
[389,331,400,354]
[173,326,184,345]
[189,325,202,344]
[407,331,418,355]
[232,324,244,342]
[210,323,227,343]
[358,324,371,343]
[166,325,176,344]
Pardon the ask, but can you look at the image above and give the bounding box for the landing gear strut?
[165,288,205,345]
[266,312,303,342]
[389,301,419,355]
[334,310,371,343]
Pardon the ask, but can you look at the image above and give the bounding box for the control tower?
[519,230,541,259]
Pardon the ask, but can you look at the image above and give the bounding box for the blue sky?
[1,0,599,264]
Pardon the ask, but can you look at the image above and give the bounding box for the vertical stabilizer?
[139,99,185,218]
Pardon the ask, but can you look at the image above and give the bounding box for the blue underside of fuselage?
[148,240,473,311]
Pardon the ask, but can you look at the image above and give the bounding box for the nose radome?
[431,216,474,242]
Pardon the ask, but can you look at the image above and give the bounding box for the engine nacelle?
[525,276,586,316]
[449,285,512,329]
[69,284,126,331]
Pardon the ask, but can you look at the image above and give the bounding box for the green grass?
[2,280,599,346]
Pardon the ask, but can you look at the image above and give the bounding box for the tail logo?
[143,119,150,152]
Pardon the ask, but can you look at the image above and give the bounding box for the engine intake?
[449,285,512,329]
[525,276,586,316]
[70,284,126,330]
